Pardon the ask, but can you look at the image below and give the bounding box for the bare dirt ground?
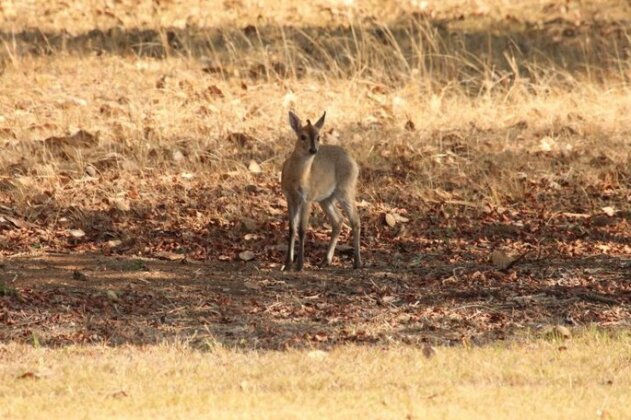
[1,248,629,350]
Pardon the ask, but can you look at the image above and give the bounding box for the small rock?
[248,160,262,174]
[172,149,185,162]
[68,228,86,238]
[239,250,255,261]
[85,165,97,177]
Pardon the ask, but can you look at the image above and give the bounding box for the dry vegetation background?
[1,0,630,348]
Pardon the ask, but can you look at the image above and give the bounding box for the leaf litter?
[1,8,631,350]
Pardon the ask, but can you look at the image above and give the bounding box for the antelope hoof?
[353,260,363,269]
[319,259,331,269]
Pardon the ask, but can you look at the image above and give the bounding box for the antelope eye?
[300,134,307,141]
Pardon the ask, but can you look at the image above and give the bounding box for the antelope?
[281,111,362,271]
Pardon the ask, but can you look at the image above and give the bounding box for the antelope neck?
[290,151,316,185]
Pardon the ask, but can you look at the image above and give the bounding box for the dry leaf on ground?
[384,213,396,228]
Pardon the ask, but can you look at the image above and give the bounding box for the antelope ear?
[314,111,326,130]
[288,111,302,134]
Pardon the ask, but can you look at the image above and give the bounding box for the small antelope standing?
[281,111,362,271]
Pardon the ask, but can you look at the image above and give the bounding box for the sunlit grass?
[1,330,630,419]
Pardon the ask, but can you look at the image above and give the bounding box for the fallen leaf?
[601,206,617,217]
[156,75,167,89]
[239,250,255,261]
[68,229,86,238]
[384,213,396,228]
[109,390,128,399]
[206,85,224,97]
[394,214,410,223]
[313,332,328,342]
[17,371,40,379]
[106,290,119,301]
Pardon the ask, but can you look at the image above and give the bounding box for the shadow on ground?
[1,252,629,350]
[2,13,630,84]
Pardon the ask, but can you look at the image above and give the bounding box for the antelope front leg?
[296,202,312,271]
[283,201,299,271]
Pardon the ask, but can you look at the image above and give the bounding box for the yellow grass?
[1,331,630,419]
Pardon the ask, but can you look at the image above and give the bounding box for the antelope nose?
[309,147,318,154]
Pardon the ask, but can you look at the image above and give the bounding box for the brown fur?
[281,111,362,271]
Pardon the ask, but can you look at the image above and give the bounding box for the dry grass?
[1,330,630,419]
